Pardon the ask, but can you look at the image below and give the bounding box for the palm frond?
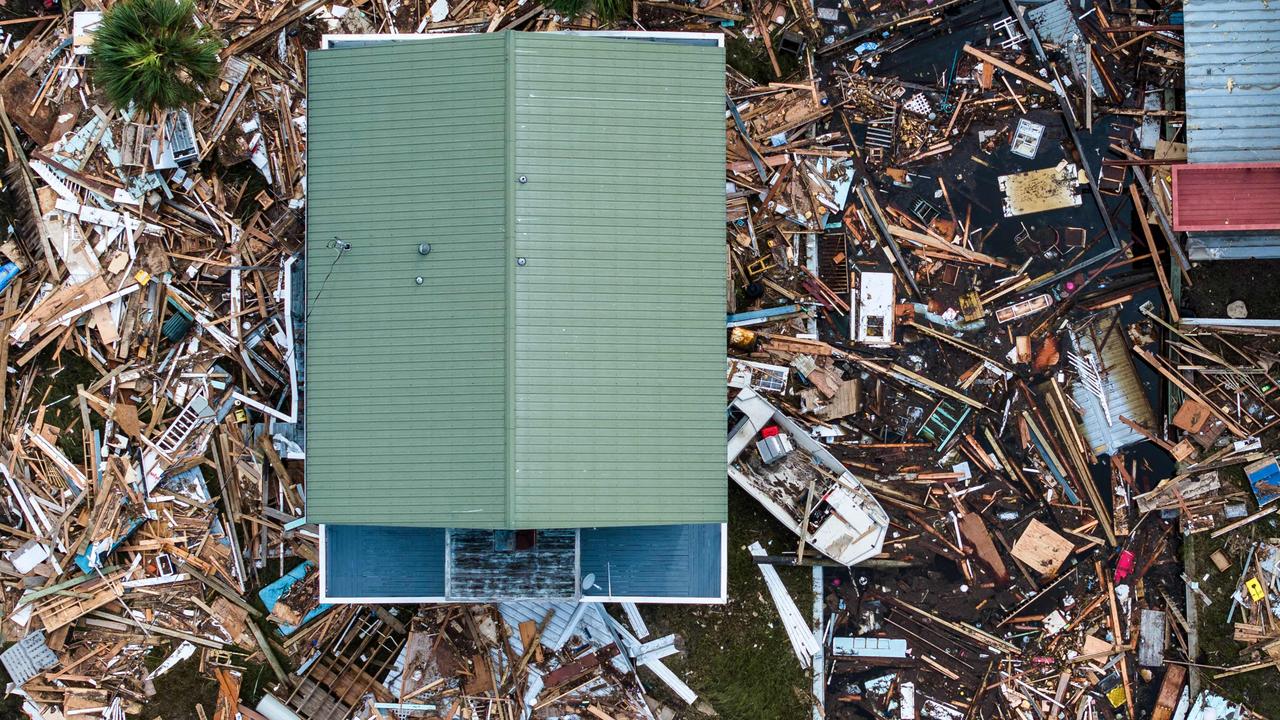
[544,0,628,21]
[90,0,221,112]
[592,0,630,22]
[544,0,588,16]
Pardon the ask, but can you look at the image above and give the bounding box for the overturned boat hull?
[728,388,889,565]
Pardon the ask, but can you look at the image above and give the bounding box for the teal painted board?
[511,34,728,527]
[305,36,510,527]
[307,33,726,529]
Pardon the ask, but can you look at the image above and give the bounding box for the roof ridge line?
[503,29,518,530]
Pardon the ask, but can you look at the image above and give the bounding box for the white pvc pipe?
[254,694,301,720]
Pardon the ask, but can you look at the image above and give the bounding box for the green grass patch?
[645,485,815,720]
[27,350,102,465]
[141,656,219,720]
[726,34,800,85]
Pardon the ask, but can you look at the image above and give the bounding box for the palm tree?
[90,0,221,114]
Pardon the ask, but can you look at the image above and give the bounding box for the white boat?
[727,388,889,565]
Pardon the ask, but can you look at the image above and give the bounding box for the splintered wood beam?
[645,0,743,20]
[1117,414,1176,453]
[1131,345,1250,437]
[887,224,1012,268]
[796,479,816,564]
[1130,183,1180,322]
[1110,145,1192,282]
[849,353,991,411]
[961,44,1058,94]
[755,11,782,79]
[885,596,1020,654]
[179,562,262,618]
[1210,505,1277,540]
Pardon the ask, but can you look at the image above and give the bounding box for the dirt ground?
[1181,259,1280,319]
[141,657,220,720]
[644,485,817,720]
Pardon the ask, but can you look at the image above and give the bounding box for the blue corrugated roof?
[1183,1,1280,258]
[1185,0,1280,163]
[1022,0,1106,98]
[1068,310,1155,456]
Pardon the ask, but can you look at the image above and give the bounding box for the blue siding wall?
[324,525,446,599]
[580,523,722,599]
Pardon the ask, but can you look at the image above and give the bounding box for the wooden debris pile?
[724,0,1278,718]
[0,2,737,719]
[0,0,1274,718]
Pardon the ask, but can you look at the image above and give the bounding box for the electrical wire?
[304,237,350,322]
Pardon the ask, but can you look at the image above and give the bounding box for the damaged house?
[304,32,731,604]
[1176,0,1280,259]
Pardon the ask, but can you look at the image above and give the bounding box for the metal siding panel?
[499,600,616,653]
[580,524,722,598]
[1172,163,1280,230]
[1185,0,1280,163]
[1023,0,1106,97]
[1187,232,1280,258]
[306,37,510,527]
[1069,312,1154,455]
[511,35,728,528]
[323,525,447,598]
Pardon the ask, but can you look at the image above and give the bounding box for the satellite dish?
[582,573,598,590]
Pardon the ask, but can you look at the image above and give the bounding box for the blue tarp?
[1247,457,1280,506]
[75,517,146,574]
[258,561,330,635]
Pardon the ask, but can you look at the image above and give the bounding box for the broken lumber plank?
[641,658,698,705]
[748,542,820,668]
[961,44,1058,94]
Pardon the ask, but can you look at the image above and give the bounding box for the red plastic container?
[1114,549,1136,582]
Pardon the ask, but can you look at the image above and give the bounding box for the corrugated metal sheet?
[1022,0,1106,98]
[499,601,616,653]
[306,34,726,529]
[1184,0,1280,163]
[1173,162,1280,231]
[0,632,57,686]
[499,601,632,678]
[323,525,447,599]
[1186,233,1280,259]
[511,34,727,527]
[306,36,510,527]
[1069,311,1155,456]
[580,523,722,599]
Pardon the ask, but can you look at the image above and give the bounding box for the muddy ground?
[1178,259,1280,715]
[1181,259,1280,320]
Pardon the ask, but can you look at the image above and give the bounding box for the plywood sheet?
[1010,519,1074,577]
[999,161,1083,217]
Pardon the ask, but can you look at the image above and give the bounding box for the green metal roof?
[305,33,727,530]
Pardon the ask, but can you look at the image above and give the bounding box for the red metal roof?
[1173,162,1280,232]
